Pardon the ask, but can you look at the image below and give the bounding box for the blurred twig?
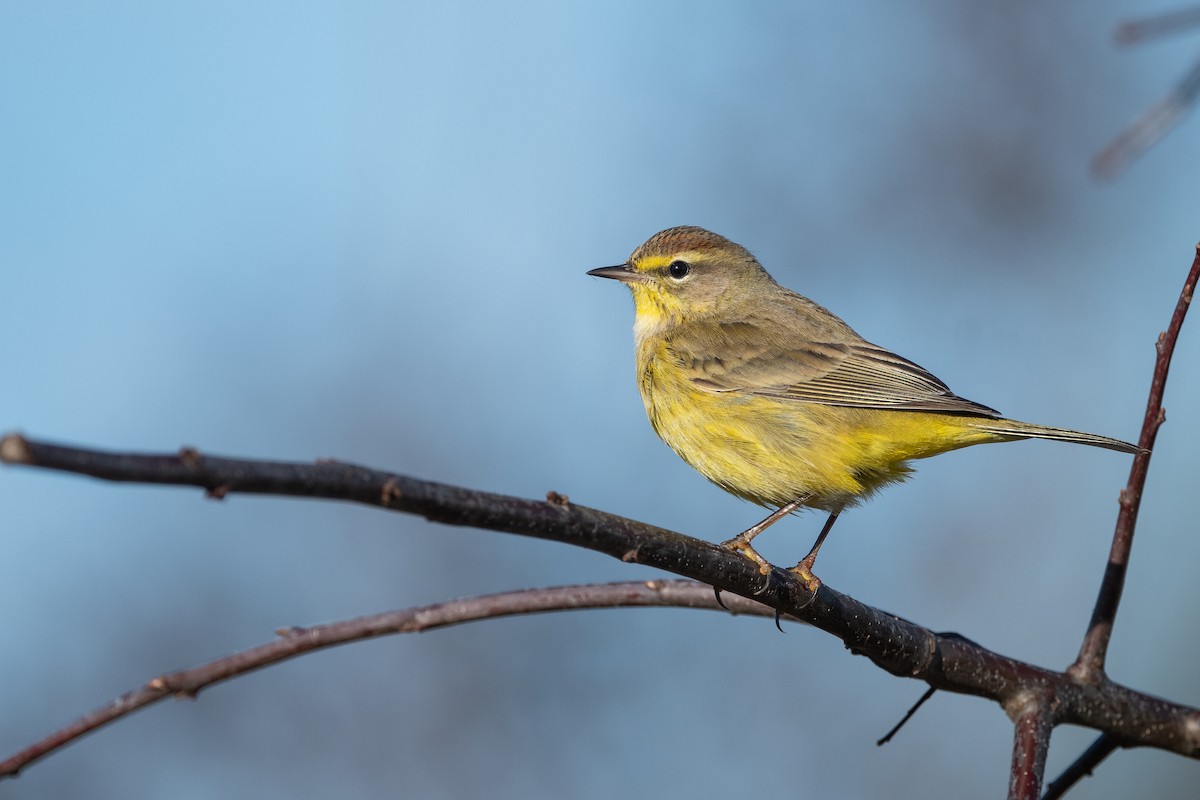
[1115,6,1200,45]
[1095,7,1200,180]
[1093,55,1200,179]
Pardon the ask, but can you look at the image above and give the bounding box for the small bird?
[588,226,1142,585]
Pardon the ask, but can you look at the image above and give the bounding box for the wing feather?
[676,316,1000,417]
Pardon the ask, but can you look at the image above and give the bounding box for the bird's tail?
[973,419,1145,455]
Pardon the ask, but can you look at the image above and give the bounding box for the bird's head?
[587,226,775,330]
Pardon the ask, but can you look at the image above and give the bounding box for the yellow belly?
[637,354,1003,511]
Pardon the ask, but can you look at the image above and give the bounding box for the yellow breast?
[635,339,1001,511]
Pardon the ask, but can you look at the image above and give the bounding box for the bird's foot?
[718,533,773,575]
[788,555,822,593]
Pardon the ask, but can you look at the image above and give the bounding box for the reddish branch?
[0,580,769,778]
[1041,734,1119,800]
[1114,7,1200,44]
[1072,244,1200,680]
[1038,243,1200,797]
[1008,693,1054,800]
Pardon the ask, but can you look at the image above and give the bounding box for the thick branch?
[1007,692,1054,800]
[4,434,1200,763]
[1072,243,1200,679]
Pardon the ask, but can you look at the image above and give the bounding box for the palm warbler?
[588,226,1141,583]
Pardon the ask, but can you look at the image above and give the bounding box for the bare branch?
[1114,7,1200,45]
[876,686,937,746]
[1041,734,1120,800]
[1072,243,1200,680]
[1007,692,1055,800]
[4,434,1200,767]
[1092,56,1200,180]
[0,580,774,778]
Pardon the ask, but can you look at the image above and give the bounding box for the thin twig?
[1115,7,1200,45]
[877,687,937,746]
[0,580,774,778]
[1040,734,1120,800]
[1092,55,1200,180]
[1072,243,1200,680]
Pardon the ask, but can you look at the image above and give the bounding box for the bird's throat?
[630,286,678,347]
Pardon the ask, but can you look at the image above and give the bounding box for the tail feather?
[974,419,1145,455]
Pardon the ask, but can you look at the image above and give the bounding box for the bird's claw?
[718,535,773,575]
[788,559,822,593]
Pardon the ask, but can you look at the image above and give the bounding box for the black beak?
[586,264,642,283]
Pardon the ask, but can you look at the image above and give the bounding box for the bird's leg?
[719,497,808,575]
[789,511,840,590]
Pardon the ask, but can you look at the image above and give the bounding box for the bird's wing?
[677,321,1001,417]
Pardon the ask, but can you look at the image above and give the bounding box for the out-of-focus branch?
[1072,243,1200,680]
[3,433,1200,775]
[1092,57,1200,180]
[1094,3,1200,182]
[0,580,768,778]
[1114,6,1200,45]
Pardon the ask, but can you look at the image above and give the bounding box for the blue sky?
[2,3,1198,798]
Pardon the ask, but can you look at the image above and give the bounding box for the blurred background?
[2,2,1198,798]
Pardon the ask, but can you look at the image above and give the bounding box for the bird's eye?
[667,260,691,280]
